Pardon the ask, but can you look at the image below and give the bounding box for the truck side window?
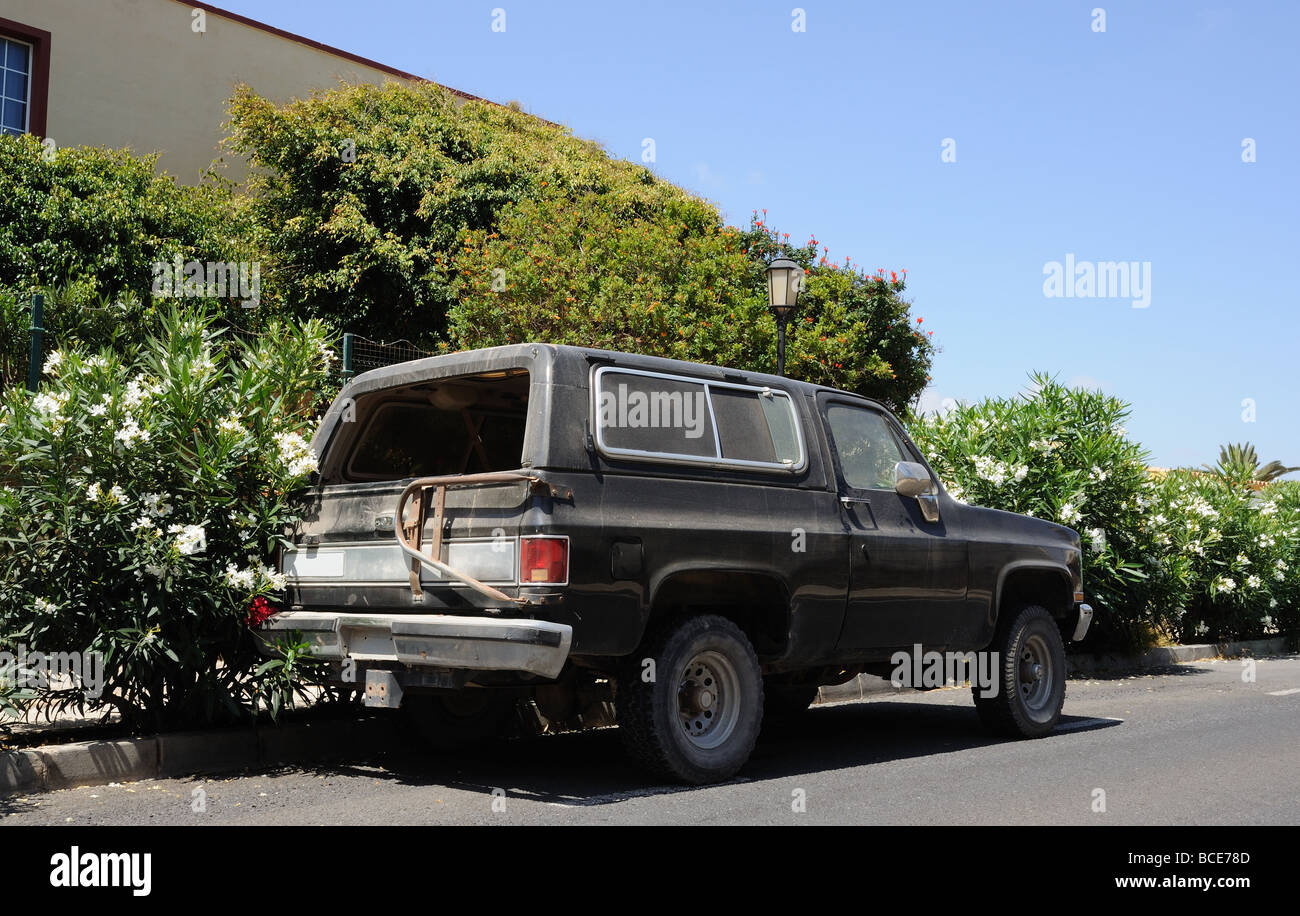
[825,404,907,491]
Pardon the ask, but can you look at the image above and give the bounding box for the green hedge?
[909,376,1300,651]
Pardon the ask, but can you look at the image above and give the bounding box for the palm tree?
[1203,442,1299,484]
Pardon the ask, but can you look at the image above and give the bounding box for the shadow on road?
[299,699,1122,807]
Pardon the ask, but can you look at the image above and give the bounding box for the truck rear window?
[594,367,804,471]
[337,371,530,482]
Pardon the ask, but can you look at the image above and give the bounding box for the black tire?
[972,604,1067,738]
[763,682,819,722]
[616,615,764,785]
[403,689,517,751]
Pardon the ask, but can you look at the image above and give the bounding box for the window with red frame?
[0,17,49,137]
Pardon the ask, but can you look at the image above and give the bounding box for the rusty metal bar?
[393,472,564,605]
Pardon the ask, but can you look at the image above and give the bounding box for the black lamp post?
[765,258,803,377]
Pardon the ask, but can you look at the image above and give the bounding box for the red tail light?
[520,536,568,584]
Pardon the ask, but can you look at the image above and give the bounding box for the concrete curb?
[1064,636,1291,674]
[0,716,399,798]
[812,637,1294,705]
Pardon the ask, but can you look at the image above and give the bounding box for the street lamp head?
[765,257,803,319]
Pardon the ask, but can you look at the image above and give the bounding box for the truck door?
[818,395,969,652]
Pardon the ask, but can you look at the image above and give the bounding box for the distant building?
[0,0,489,182]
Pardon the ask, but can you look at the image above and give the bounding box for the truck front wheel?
[617,615,764,785]
[972,604,1066,738]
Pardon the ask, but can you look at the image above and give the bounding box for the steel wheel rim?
[1017,634,1054,717]
[677,650,741,749]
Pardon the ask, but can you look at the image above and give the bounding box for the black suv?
[261,344,1093,784]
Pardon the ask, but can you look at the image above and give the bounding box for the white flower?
[130,515,157,534]
[115,416,150,448]
[89,402,107,417]
[1058,502,1082,524]
[87,482,126,505]
[223,564,257,590]
[1269,598,1279,609]
[1236,553,1251,567]
[1246,575,1261,589]
[1089,465,1108,482]
[42,351,63,376]
[141,493,172,518]
[32,391,68,417]
[1086,527,1106,553]
[217,414,245,437]
[274,431,318,477]
[123,375,162,409]
[1215,577,1236,594]
[263,567,287,591]
[168,523,206,555]
[1195,621,1209,636]
[33,596,58,614]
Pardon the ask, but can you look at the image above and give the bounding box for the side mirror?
[893,461,934,498]
[894,461,940,523]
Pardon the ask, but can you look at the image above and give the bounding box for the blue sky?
[217,0,1299,472]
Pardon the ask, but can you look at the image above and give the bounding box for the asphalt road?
[4,656,1298,826]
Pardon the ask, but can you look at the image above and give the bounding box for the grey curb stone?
[0,715,398,798]
[158,729,259,778]
[38,737,157,791]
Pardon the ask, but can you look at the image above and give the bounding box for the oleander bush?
[1143,472,1300,643]
[909,376,1300,650]
[0,307,334,731]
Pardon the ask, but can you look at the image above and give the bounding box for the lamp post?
[765,258,802,377]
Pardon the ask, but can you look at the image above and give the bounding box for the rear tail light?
[520,536,568,585]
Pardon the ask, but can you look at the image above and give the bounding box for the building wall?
[1,0,419,182]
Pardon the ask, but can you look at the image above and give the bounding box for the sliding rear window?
[593,367,804,471]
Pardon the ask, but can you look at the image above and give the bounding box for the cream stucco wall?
[4,0,418,182]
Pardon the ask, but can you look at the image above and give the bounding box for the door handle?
[859,542,870,560]
[840,496,871,505]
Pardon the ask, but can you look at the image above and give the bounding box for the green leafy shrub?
[1144,472,1300,643]
[0,134,244,302]
[908,374,1171,650]
[228,83,934,408]
[909,377,1300,650]
[0,307,334,730]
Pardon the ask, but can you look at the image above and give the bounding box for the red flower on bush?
[245,596,277,627]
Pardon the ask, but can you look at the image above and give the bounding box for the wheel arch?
[993,561,1074,633]
[646,566,792,661]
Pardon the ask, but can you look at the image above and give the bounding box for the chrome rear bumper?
[258,611,572,679]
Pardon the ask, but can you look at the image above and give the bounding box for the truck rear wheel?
[972,604,1066,738]
[617,615,764,785]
